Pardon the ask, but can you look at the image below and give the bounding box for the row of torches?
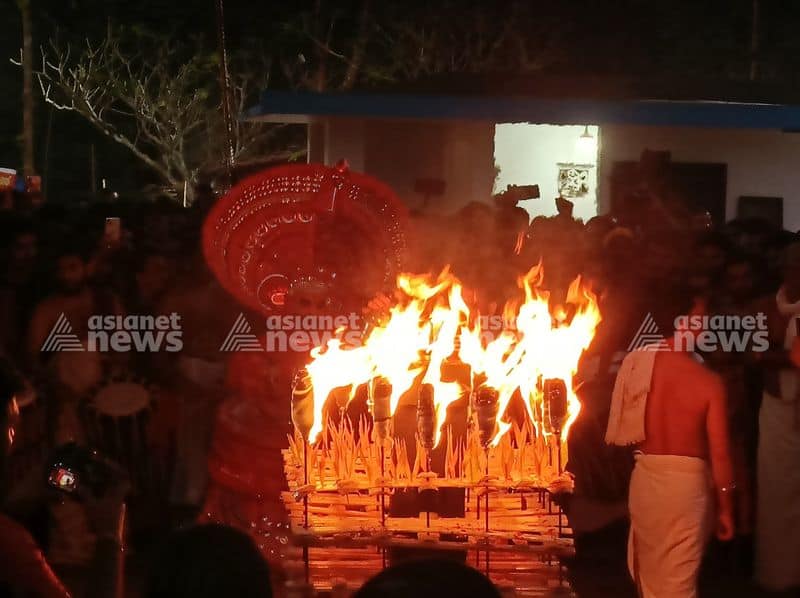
[291,371,569,468]
[288,266,601,459]
[291,370,570,534]
[285,267,598,541]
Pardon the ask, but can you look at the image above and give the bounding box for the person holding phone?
[0,357,127,598]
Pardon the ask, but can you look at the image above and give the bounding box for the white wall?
[442,121,495,211]
[324,117,495,214]
[318,119,800,230]
[599,125,800,231]
[324,118,365,171]
[493,124,599,222]
[363,119,447,210]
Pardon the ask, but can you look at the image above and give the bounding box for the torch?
[542,378,568,473]
[475,386,499,450]
[291,369,314,531]
[291,368,314,441]
[543,378,568,538]
[370,377,393,442]
[417,383,436,464]
[417,383,437,527]
[474,385,499,534]
[370,377,392,525]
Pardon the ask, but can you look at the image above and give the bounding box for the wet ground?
[56,516,793,597]
[567,520,789,598]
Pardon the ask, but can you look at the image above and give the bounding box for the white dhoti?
[628,453,713,598]
[756,391,800,591]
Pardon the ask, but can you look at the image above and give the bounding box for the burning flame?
[302,264,600,447]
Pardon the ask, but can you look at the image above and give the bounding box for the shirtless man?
[609,324,735,598]
[27,248,123,439]
[25,247,124,565]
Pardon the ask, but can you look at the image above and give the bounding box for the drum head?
[91,381,151,417]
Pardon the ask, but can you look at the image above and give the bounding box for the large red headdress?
[202,162,408,315]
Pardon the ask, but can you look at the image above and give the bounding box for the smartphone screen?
[48,467,79,493]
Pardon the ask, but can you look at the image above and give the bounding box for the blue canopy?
[246,90,800,129]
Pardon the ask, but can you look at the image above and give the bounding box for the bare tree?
[23,28,291,200]
[19,1,566,201]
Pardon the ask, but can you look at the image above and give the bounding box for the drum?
[82,376,156,494]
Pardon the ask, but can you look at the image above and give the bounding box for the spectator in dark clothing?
[147,524,273,598]
[354,559,500,598]
[0,365,67,598]
[0,225,41,359]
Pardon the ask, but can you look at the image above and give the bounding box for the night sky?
[4,0,800,198]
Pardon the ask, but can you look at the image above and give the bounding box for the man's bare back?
[638,349,736,540]
[641,350,722,459]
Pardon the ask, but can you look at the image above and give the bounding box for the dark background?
[4,0,800,199]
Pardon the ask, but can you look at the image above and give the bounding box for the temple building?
[246,75,800,230]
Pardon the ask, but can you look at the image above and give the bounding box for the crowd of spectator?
[0,175,798,596]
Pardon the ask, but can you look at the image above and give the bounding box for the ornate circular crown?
[203,161,408,315]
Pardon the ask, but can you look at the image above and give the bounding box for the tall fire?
[282,263,602,561]
[295,263,601,454]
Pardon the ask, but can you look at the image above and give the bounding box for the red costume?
[200,163,408,570]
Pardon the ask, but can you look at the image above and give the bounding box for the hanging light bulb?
[576,125,597,155]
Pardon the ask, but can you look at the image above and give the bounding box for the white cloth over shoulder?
[605,349,657,446]
[628,453,713,598]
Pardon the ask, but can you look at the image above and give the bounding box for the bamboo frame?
[284,418,575,557]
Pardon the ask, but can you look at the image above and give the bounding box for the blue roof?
[246,90,800,129]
